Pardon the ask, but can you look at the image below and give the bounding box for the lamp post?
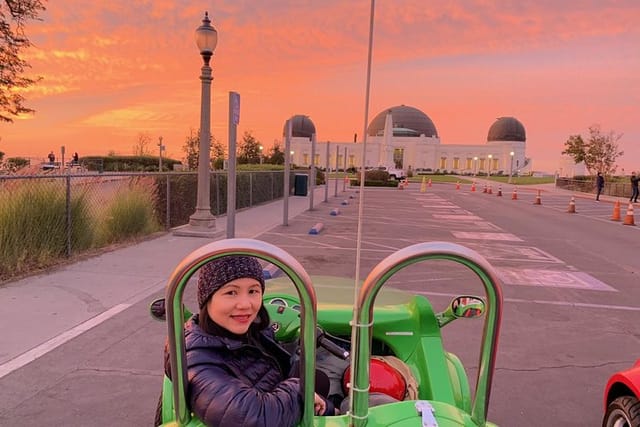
[259,145,264,164]
[189,11,218,230]
[158,136,165,171]
[508,151,514,184]
[473,156,478,177]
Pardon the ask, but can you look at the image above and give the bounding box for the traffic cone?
[567,196,576,213]
[428,178,432,187]
[611,201,621,221]
[483,184,487,193]
[623,203,636,226]
[533,190,542,205]
[471,182,476,192]
[497,185,502,197]
[488,185,493,195]
[456,181,460,190]
[511,188,518,200]
[398,180,404,190]
[420,176,427,193]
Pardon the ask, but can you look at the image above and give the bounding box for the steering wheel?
[264,294,301,342]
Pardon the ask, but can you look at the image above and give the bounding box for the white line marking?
[0,303,131,379]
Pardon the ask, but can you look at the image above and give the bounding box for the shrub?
[365,169,390,181]
[99,182,160,243]
[0,182,94,279]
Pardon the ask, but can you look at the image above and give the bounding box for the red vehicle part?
[603,359,640,426]
[343,358,407,401]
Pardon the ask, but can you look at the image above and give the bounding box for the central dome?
[487,117,526,142]
[367,105,438,138]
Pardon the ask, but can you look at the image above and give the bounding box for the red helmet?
[342,358,407,401]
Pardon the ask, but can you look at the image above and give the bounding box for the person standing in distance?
[631,171,639,203]
[596,172,605,201]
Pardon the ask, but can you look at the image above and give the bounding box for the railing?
[555,177,633,199]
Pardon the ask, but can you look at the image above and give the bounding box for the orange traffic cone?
[567,196,576,213]
[456,181,460,190]
[497,185,502,197]
[533,190,542,205]
[623,203,636,226]
[471,182,476,192]
[611,201,621,221]
[511,188,518,200]
[420,176,427,193]
[428,178,432,187]
[483,184,487,193]
[398,180,404,190]
[488,185,493,195]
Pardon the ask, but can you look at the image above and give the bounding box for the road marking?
[464,243,563,264]
[433,214,483,220]
[0,303,131,379]
[496,268,616,291]
[452,231,523,241]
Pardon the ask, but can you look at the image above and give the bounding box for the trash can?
[294,174,308,196]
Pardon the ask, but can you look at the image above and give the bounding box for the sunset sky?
[1,0,639,173]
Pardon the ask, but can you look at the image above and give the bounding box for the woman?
[168,255,329,427]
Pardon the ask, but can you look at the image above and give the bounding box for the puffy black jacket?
[167,315,303,427]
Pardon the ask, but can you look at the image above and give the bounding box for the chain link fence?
[0,170,294,282]
[555,177,633,199]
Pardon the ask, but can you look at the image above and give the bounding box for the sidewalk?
[0,184,333,376]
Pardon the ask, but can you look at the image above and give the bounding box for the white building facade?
[289,105,531,176]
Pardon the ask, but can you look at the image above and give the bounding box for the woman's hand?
[313,393,326,415]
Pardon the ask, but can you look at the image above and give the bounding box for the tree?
[132,132,152,156]
[182,129,199,170]
[268,141,284,165]
[1,0,46,123]
[182,128,218,170]
[210,136,225,170]
[562,125,623,176]
[237,131,261,164]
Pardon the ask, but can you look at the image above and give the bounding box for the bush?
[0,182,94,279]
[365,169,390,181]
[99,182,160,243]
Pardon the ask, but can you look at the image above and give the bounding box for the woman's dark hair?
[199,302,271,339]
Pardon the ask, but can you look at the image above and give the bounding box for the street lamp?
[259,145,264,164]
[508,151,514,184]
[189,11,218,230]
[487,154,493,177]
[473,156,478,177]
[158,136,165,171]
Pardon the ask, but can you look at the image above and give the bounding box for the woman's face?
[206,277,263,335]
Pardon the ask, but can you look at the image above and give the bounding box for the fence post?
[249,172,253,207]
[165,174,171,230]
[65,175,72,257]
[215,172,220,216]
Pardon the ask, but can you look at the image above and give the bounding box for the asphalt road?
[1,183,639,426]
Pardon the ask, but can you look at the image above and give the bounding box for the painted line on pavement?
[0,303,131,379]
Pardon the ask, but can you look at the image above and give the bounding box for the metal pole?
[324,141,329,202]
[166,174,171,230]
[158,136,163,172]
[189,51,216,229]
[342,147,347,191]
[227,92,239,238]
[65,175,71,257]
[334,145,339,197]
[309,133,316,210]
[283,120,292,226]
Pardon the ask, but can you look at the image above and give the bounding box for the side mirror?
[149,298,166,321]
[436,295,485,328]
[451,296,485,319]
